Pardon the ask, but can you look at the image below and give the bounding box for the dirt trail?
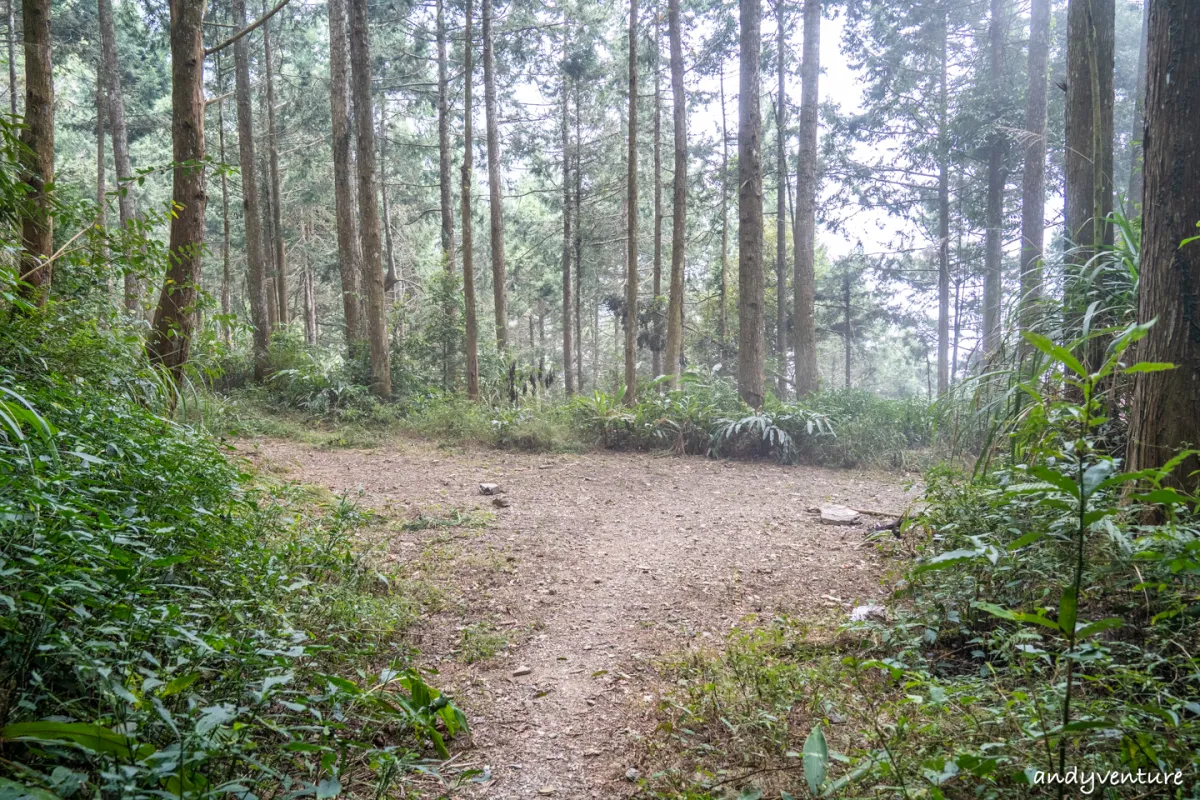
[246,437,918,799]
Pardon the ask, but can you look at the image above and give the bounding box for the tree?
[1019,0,1050,336]
[718,70,730,353]
[663,0,685,388]
[216,51,232,345]
[347,0,391,397]
[262,2,286,326]
[738,0,764,408]
[1125,0,1148,209]
[482,0,508,353]
[624,0,639,404]
[981,0,1008,357]
[327,0,362,352]
[1126,0,1200,493]
[99,0,140,312]
[436,0,454,277]
[792,0,819,397]
[561,46,574,396]
[231,0,270,378]
[461,0,480,399]
[17,0,53,305]
[651,5,662,380]
[773,0,786,399]
[148,0,207,381]
[6,0,15,116]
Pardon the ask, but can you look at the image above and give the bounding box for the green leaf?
[159,671,200,697]
[913,548,986,574]
[1027,466,1080,498]
[1007,531,1045,550]
[1076,618,1123,639]
[803,724,828,796]
[1082,461,1114,498]
[315,777,341,799]
[1022,332,1087,377]
[1123,361,1175,374]
[0,777,61,800]
[0,721,135,758]
[1059,587,1078,636]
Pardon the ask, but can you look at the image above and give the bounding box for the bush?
[0,307,466,797]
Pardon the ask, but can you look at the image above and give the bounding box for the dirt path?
[246,437,919,799]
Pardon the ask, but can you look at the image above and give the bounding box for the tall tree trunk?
[651,4,662,380]
[1127,0,1200,493]
[260,151,278,329]
[461,0,479,399]
[574,89,584,391]
[263,1,286,325]
[378,106,398,291]
[663,0,685,388]
[217,74,231,345]
[624,0,639,404]
[737,0,764,408]
[148,0,207,382]
[718,70,729,353]
[327,0,361,351]
[6,0,15,116]
[774,0,786,399]
[843,274,851,389]
[347,0,391,397]
[482,0,508,353]
[792,0,819,396]
[17,0,53,305]
[1019,0,1050,337]
[936,10,950,394]
[301,218,317,344]
[561,61,575,395]
[436,0,455,275]
[1125,0,1149,210]
[1065,0,1114,261]
[95,62,106,265]
[982,0,1008,357]
[100,0,139,311]
[232,0,269,377]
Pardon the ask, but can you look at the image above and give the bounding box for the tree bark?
[651,4,662,380]
[100,0,141,312]
[6,0,15,116]
[1065,0,1114,260]
[1019,0,1050,337]
[347,0,391,397]
[482,0,508,353]
[379,106,398,292]
[1126,0,1200,494]
[774,0,786,399]
[936,10,950,394]
[260,150,278,329]
[843,274,851,389]
[718,70,729,354]
[792,0,819,397]
[217,50,231,345]
[561,59,575,396]
[982,0,1008,357]
[1125,0,1149,210]
[461,0,480,399]
[148,0,207,382]
[574,89,584,391]
[737,0,764,408]
[17,0,53,306]
[663,0,685,389]
[436,0,455,276]
[232,0,269,377]
[326,0,361,352]
[263,1,286,325]
[95,61,106,264]
[624,0,639,404]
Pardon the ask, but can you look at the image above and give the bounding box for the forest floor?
[243,435,920,799]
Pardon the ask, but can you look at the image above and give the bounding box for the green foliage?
[0,305,466,796]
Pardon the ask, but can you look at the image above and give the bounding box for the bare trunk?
[561,59,575,395]
[574,89,584,391]
[461,0,480,399]
[327,0,362,351]
[260,153,278,329]
[843,275,851,389]
[737,0,764,408]
[6,0,15,116]
[95,63,107,265]
[17,0,53,305]
[217,52,232,345]
[232,0,269,377]
[1126,0,1149,209]
[483,0,508,353]
[718,71,729,353]
[982,0,1008,356]
[263,1,286,325]
[301,219,317,344]
[936,11,950,395]
[663,0,685,388]
[1126,0,1200,493]
[651,5,662,379]
[347,0,391,397]
[1019,0,1050,336]
[148,0,207,383]
[1065,0,1114,260]
[436,0,455,274]
[100,0,141,311]
[792,0,819,396]
[624,0,639,404]
[379,107,398,291]
[774,0,786,398]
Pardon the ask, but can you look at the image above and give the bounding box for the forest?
[1,0,1199,795]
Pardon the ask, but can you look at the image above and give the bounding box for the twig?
[204,0,291,57]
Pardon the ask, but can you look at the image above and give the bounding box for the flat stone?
[513,665,533,676]
[493,496,512,508]
[819,504,862,525]
[479,483,503,495]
